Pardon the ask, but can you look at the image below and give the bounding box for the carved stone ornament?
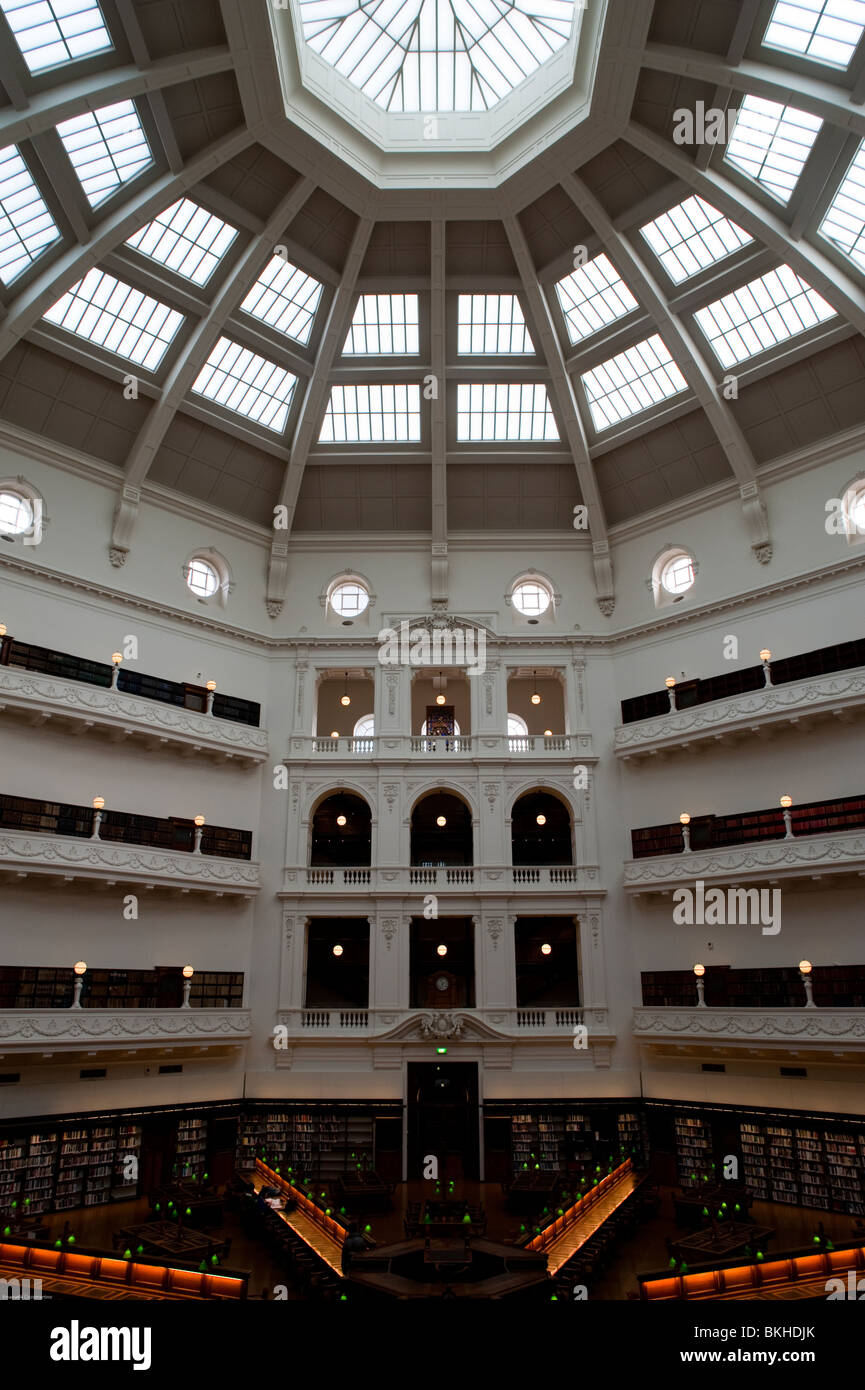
[417,1012,464,1039]
[266,599,283,618]
[596,596,615,616]
[109,547,128,568]
[753,543,773,565]
[381,919,398,949]
[486,918,504,948]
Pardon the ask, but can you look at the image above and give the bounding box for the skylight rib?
[320,384,422,442]
[192,338,298,433]
[456,383,558,441]
[0,0,112,74]
[819,139,865,271]
[457,294,532,353]
[299,0,576,113]
[125,199,238,287]
[639,196,754,285]
[724,96,823,206]
[764,0,865,69]
[43,268,184,371]
[0,144,61,285]
[240,255,324,347]
[693,265,837,368]
[57,100,152,208]
[343,294,420,354]
[580,336,688,431]
[554,253,640,345]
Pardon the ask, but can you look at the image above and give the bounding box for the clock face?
[435,975,449,992]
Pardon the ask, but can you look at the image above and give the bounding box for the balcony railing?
[289,863,600,892]
[291,733,579,760]
[0,966,244,1011]
[277,1006,603,1040]
[631,794,865,859]
[0,1008,253,1050]
[0,793,252,859]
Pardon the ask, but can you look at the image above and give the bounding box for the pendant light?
[340,672,351,707]
[531,671,541,705]
[436,671,446,706]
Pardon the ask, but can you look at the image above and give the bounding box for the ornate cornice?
[615,670,865,757]
[0,1009,252,1046]
[0,831,260,896]
[0,666,268,762]
[624,830,865,891]
[633,1006,865,1044]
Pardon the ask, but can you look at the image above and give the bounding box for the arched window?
[651,545,697,608]
[507,713,528,737]
[353,714,375,738]
[186,557,219,598]
[842,479,865,541]
[0,489,33,537]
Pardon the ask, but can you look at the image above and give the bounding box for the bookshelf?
[175,1118,207,1176]
[674,1117,713,1188]
[235,1110,375,1180]
[739,1119,865,1214]
[112,1124,142,1199]
[25,1132,58,1215]
[0,1138,26,1214]
[617,1112,647,1164]
[740,1122,768,1199]
[511,1111,592,1174]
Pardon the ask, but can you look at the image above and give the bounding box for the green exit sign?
[436,1046,447,1055]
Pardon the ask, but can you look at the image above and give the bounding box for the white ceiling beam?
[113,0,156,68]
[643,43,865,137]
[0,127,256,362]
[500,210,615,615]
[0,48,234,148]
[109,178,316,564]
[266,214,375,617]
[726,0,764,66]
[430,218,448,606]
[562,171,772,565]
[626,121,865,337]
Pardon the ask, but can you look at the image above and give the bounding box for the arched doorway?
[511,790,572,866]
[410,791,473,866]
[309,792,371,866]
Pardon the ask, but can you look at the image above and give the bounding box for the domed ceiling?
[0,0,864,617]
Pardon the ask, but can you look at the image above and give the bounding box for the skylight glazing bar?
[763,0,865,69]
[457,294,532,353]
[455,382,559,440]
[819,139,865,272]
[580,336,688,430]
[0,144,61,285]
[554,253,640,345]
[343,293,420,354]
[192,337,298,432]
[241,255,324,347]
[0,0,112,74]
[693,265,837,367]
[724,96,823,205]
[639,196,753,285]
[126,199,238,287]
[57,100,152,208]
[319,384,422,442]
[43,267,184,370]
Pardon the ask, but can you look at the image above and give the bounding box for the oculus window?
[0,145,61,285]
[580,336,687,430]
[694,266,836,367]
[555,253,639,345]
[298,0,576,113]
[43,269,184,371]
[126,199,238,287]
[329,579,370,617]
[639,196,753,285]
[0,489,33,536]
[511,578,552,616]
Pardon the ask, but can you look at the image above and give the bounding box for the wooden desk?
[119,1222,220,1260]
[673,1223,774,1262]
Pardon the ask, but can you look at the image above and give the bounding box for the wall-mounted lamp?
[332,944,344,958]
[436,815,447,827]
[541,943,552,956]
[336,815,347,827]
[536,814,547,826]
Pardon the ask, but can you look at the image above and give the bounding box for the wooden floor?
[545,1169,639,1274]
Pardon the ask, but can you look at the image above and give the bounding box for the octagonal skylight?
[299,0,577,112]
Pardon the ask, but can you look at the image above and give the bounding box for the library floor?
[36,1184,863,1300]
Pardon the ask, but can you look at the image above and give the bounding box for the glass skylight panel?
[299,0,576,113]
[457,294,532,353]
[580,336,688,430]
[57,100,151,208]
[0,0,112,74]
[639,196,753,285]
[319,385,422,442]
[240,255,323,347]
[125,199,237,287]
[764,0,865,68]
[693,265,837,367]
[43,268,183,370]
[455,383,559,441]
[724,96,823,205]
[343,294,419,354]
[819,139,865,271]
[192,338,297,433]
[554,253,639,345]
[0,144,60,285]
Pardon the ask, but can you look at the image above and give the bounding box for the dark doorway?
[410,792,473,866]
[310,793,371,866]
[511,791,572,865]
[407,1062,479,1181]
[410,918,475,1008]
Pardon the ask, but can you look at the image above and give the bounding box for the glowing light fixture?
[780,795,792,808]
[336,815,347,827]
[536,814,547,826]
[340,672,351,706]
[799,959,812,975]
[436,944,447,957]
[92,796,105,810]
[206,680,216,692]
[333,944,344,957]
[541,943,552,956]
[679,813,691,825]
[111,652,122,665]
[182,965,194,980]
[330,730,339,738]
[544,729,552,736]
[665,677,676,688]
[74,961,87,976]
[436,815,447,827]
[760,649,771,662]
[531,670,541,704]
[194,815,205,827]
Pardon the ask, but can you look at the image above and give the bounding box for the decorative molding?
[0,665,268,762]
[282,906,295,948]
[596,596,615,616]
[753,542,773,565]
[0,1009,252,1047]
[486,918,504,948]
[108,547,128,569]
[0,830,260,896]
[615,669,865,758]
[633,1007,865,1044]
[381,918,398,949]
[624,829,865,892]
[266,599,284,618]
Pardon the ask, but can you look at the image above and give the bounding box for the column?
[477,911,515,1011]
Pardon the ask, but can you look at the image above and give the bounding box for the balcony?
[287,733,588,761]
[626,795,865,894]
[0,662,268,768]
[285,864,603,893]
[632,1006,865,1053]
[0,1007,252,1052]
[616,637,865,761]
[276,1005,613,1054]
